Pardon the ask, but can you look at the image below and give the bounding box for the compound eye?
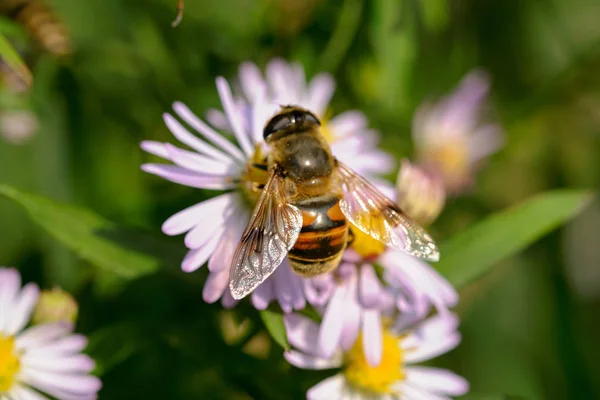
[263,114,292,139]
[304,111,321,126]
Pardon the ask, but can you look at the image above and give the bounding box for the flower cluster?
[142,59,502,398]
[0,267,101,399]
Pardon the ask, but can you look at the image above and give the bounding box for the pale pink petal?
[6,282,39,336]
[403,332,461,364]
[284,350,342,371]
[359,264,381,309]
[162,143,240,176]
[284,314,321,355]
[162,113,231,163]
[10,384,50,400]
[141,164,236,190]
[468,125,503,163]
[184,220,226,249]
[172,101,246,163]
[362,310,382,367]
[140,140,169,158]
[273,261,305,313]
[239,62,266,101]
[204,109,230,131]
[162,193,236,235]
[208,209,247,272]
[216,77,253,156]
[19,369,101,395]
[181,233,222,272]
[202,268,230,303]
[251,279,273,310]
[27,335,88,356]
[303,274,334,307]
[220,289,238,309]
[307,73,335,116]
[0,268,22,333]
[339,273,360,351]
[395,382,451,400]
[21,354,95,373]
[318,284,348,358]
[16,323,74,350]
[327,111,367,137]
[404,366,469,396]
[307,374,347,400]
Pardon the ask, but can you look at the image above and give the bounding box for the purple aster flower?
[298,234,457,368]
[413,70,503,194]
[0,267,101,399]
[141,62,394,309]
[284,312,468,400]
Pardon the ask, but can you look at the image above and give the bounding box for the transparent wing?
[229,168,302,300]
[337,160,439,262]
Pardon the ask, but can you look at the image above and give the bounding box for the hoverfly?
[229,106,439,300]
[0,0,71,57]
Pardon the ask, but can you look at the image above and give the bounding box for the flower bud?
[32,287,78,325]
[396,159,446,226]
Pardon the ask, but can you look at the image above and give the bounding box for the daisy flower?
[0,267,101,400]
[284,312,468,400]
[302,228,457,367]
[413,70,503,194]
[141,60,394,307]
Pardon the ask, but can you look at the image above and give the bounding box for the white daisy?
[141,61,394,307]
[0,267,101,400]
[284,312,468,400]
[413,70,503,194]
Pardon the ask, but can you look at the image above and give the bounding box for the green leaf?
[437,190,593,288]
[86,323,147,376]
[259,310,289,350]
[0,184,183,279]
[0,33,31,88]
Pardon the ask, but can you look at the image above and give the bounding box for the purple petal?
[141,164,236,190]
[6,282,39,336]
[303,274,335,307]
[339,273,361,351]
[181,233,222,272]
[162,193,236,235]
[172,102,246,163]
[318,284,348,358]
[251,279,273,310]
[162,113,231,163]
[307,73,335,117]
[283,314,321,355]
[404,366,469,396]
[202,269,229,303]
[284,351,342,371]
[358,264,381,309]
[216,77,253,156]
[306,374,347,400]
[362,309,382,367]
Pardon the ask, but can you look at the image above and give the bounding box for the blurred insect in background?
[229,106,440,299]
[172,0,183,27]
[0,0,71,57]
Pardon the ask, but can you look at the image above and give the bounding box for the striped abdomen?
[288,194,348,276]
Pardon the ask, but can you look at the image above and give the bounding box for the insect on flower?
[229,106,440,300]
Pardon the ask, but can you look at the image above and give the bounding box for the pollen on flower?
[0,335,20,392]
[350,226,386,260]
[241,144,270,207]
[344,330,404,394]
[424,139,470,190]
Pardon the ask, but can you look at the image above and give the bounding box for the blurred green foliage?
[0,0,600,399]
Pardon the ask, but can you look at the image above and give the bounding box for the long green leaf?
[0,33,31,88]
[437,190,593,288]
[260,310,290,350]
[0,184,183,278]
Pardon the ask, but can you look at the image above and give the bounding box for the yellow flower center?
[240,144,270,208]
[350,226,386,260]
[425,140,469,186]
[344,330,404,394]
[0,335,20,392]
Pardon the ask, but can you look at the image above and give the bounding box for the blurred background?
[1,0,600,398]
